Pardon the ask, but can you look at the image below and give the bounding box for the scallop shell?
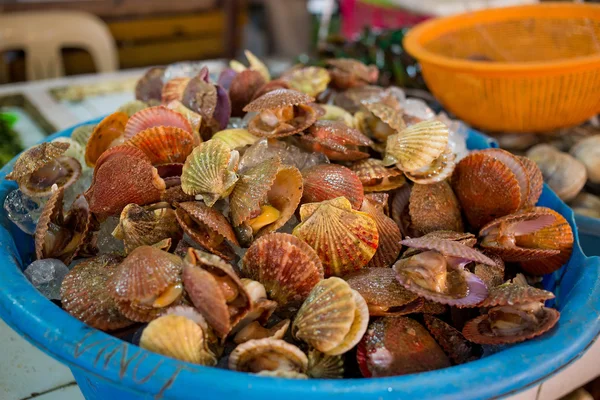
[245,89,317,138]
[282,66,330,97]
[155,163,183,188]
[71,124,96,147]
[423,315,481,364]
[110,246,183,322]
[112,203,181,254]
[7,142,69,182]
[51,137,87,170]
[299,120,372,161]
[301,164,364,210]
[182,77,217,120]
[125,126,194,165]
[183,249,251,339]
[350,158,406,192]
[175,201,238,260]
[84,112,128,167]
[518,156,543,208]
[19,156,82,198]
[452,152,522,230]
[334,85,384,113]
[344,268,421,316]
[292,197,379,277]
[356,317,450,377]
[477,149,530,209]
[60,254,132,331]
[229,70,266,117]
[478,208,562,262]
[212,128,258,150]
[180,140,239,207]
[526,144,587,202]
[242,233,324,312]
[360,198,402,269]
[228,338,308,373]
[135,67,165,102]
[571,135,600,184]
[422,300,449,315]
[363,101,406,135]
[473,253,505,289]
[166,100,202,145]
[124,106,193,140]
[293,277,366,355]
[230,157,302,236]
[518,208,573,275]
[116,100,149,117]
[161,77,191,103]
[383,120,449,172]
[400,236,496,265]
[327,59,378,89]
[85,146,166,218]
[409,181,463,235]
[462,307,560,345]
[307,350,344,379]
[404,148,456,185]
[140,314,216,365]
[233,320,290,344]
[480,281,555,307]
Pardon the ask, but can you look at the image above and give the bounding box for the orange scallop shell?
[518,208,574,275]
[175,201,238,261]
[123,106,192,140]
[452,152,521,230]
[409,181,464,235]
[161,77,191,104]
[84,145,166,218]
[85,112,128,167]
[125,126,194,165]
[350,158,406,192]
[60,254,132,331]
[292,197,379,277]
[301,164,364,210]
[229,70,266,117]
[518,156,544,208]
[300,120,372,161]
[242,233,324,312]
[360,197,402,268]
[477,149,530,209]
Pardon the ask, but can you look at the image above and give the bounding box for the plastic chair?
[0,11,118,81]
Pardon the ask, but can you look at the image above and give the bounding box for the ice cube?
[437,112,469,161]
[227,117,247,129]
[97,216,125,254]
[24,258,70,300]
[239,139,329,172]
[3,189,45,235]
[64,169,93,210]
[402,98,436,123]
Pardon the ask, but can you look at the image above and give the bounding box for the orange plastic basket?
[403,3,600,133]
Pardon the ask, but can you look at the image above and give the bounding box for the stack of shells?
[6,52,573,379]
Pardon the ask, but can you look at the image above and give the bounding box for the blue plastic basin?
[0,119,598,400]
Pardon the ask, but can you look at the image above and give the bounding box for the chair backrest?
[0,11,118,81]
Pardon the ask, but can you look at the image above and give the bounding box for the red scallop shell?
[360,198,402,268]
[301,164,364,210]
[84,145,166,218]
[125,126,194,165]
[477,149,530,210]
[124,106,192,140]
[409,181,464,235]
[300,120,372,161]
[518,156,544,208]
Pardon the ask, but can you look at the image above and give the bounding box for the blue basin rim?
[0,118,598,400]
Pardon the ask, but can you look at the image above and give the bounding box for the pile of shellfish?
[7,52,572,379]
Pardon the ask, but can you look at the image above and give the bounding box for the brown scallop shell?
[20,155,81,199]
[110,246,183,322]
[230,157,303,236]
[60,254,132,331]
[112,203,181,254]
[242,233,324,313]
[182,249,251,339]
[360,198,402,268]
[479,208,562,262]
[452,152,522,230]
[301,164,364,210]
[175,201,238,261]
[518,156,544,208]
[244,89,314,112]
[477,149,530,209]
[84,112,128,167]
[473,253,505,289]
[344,268,421,316]
[84,146,166,218]
[125,126,194,165]
[423,315,480,364]
[124,106,192,141]
[228,338,308,373]
[409,181,464,235]
[299,120,372,161]
[135,67,165,102]
[229,70,266,117]
[6,142,69,182]
[518,208,574,275]
[462,307,560,345]
[161,77,191,104]
[356,317,451,377]
[479,282,555,308]
[247,103,317,138]
[292,197,379,277]
[350,158,406,192]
